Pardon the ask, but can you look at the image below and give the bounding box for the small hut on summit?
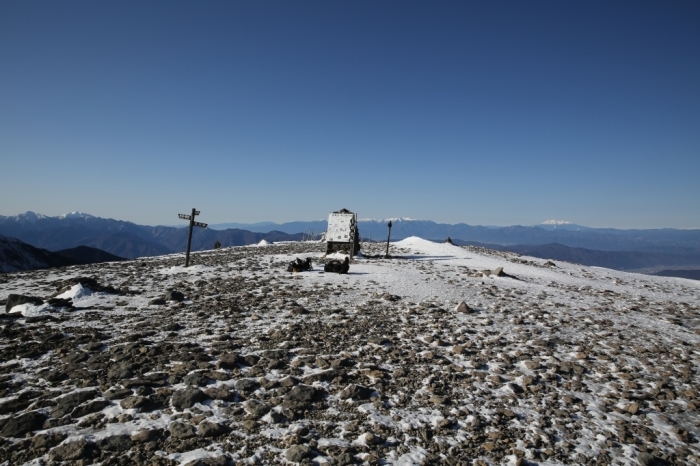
[325,208,361,256]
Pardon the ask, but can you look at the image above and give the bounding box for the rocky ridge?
[0,238,698,465]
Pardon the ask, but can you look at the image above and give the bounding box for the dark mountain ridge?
[55,246,126,265]
[0,235,124,273]
[0,212,304,259]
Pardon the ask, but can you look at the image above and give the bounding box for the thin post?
[349,213,356,262]
[385,220,392,258]
[185,208,195,267]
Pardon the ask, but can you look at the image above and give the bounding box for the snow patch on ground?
[55,283,92,300]
[8,302,54,316]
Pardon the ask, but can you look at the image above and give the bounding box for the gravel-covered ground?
[0,238,699,466]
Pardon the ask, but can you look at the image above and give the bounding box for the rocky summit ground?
[0,237,699,466]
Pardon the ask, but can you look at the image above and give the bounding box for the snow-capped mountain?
[3,212,700,269]
[59,211,96,220]
[0,212,304,259]
[212,217,700,256]
[536,220,591,231]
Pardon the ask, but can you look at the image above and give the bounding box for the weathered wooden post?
[178,208,208,267]
[385,220,392,258]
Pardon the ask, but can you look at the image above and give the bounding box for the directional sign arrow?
[193,221,208,228]
[178,214,191,220]
[194,210,201,215]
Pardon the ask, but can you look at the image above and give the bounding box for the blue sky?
[1,1,698,228]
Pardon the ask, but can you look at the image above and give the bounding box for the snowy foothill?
[0,237,698,465]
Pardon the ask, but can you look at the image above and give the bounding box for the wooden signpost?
[178,208,208,267]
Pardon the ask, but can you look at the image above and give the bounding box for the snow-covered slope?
[0,238,698,465]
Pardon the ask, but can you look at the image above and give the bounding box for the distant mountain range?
[0,235,125,273]
[212,217,700,256]
[450,240,700,273]
[0,212,304,259]
[2,212,700,274]
[652,269,700,281]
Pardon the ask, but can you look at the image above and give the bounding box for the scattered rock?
[302,369,336,383]
[216,352,240,369]
[286,384,320,403]
[165,290,185,302]
[104,387,133,400]
[48,438,92,461]
[637,452,655,466]
[183,372,210,386]
[234,378,259,392]
[120,396,148,410]
[279,376,300,387]
[131,429,160,443]
[203,385,234,401]
[286,444,311,463]
[71,399,111,418]
[0,410,48,437]
[368,336,391,345]
[339,384,373,400]
[97,434,133,451]
[169,421,197,439]
[198,420,230,437]
[244,399,270,417]
[172,386,206,410]
[32,432,67,449]
[455,301,471,313]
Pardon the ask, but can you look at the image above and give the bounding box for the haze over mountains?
[0,212,304,260]
[213,217,700,256]
[2,212,700,274]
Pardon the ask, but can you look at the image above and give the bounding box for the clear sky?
[1,1,698,228]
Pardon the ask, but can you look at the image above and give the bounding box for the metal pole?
[385,220,392,258]
[185,208,195,267]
